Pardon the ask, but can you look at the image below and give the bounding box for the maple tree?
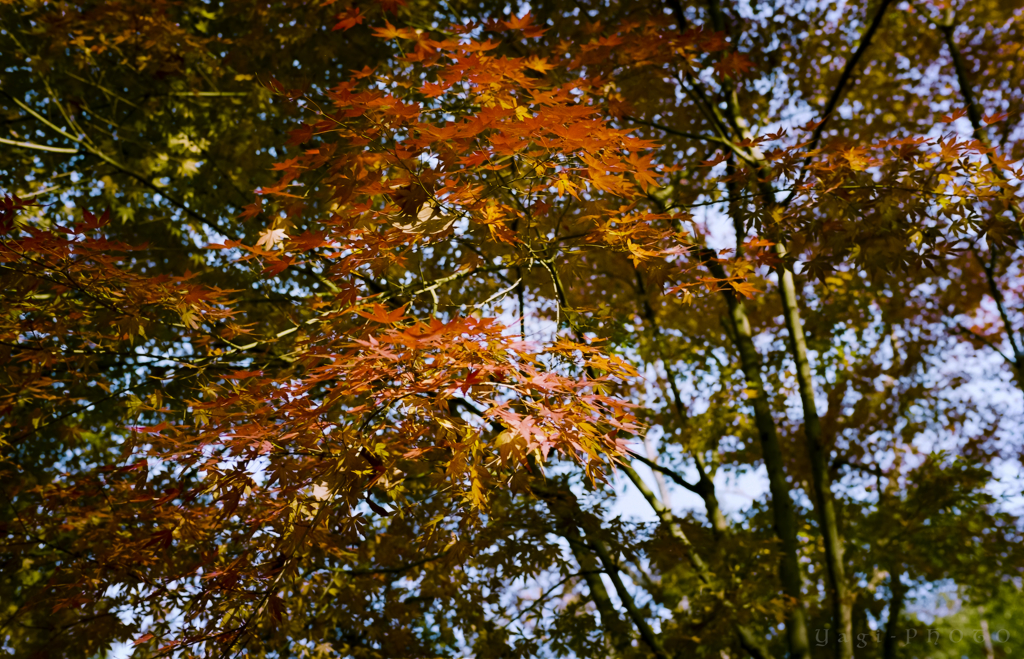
[2,0,1024,658]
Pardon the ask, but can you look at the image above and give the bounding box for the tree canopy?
[2,1,1023,658]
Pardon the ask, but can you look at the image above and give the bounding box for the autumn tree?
[2,1,1023,658]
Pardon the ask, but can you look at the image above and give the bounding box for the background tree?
[2,1,1023,658]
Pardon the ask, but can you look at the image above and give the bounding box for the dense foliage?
[2,1,1023,658]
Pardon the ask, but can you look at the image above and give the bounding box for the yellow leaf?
[523,56,554,74]
[555,173,580,199]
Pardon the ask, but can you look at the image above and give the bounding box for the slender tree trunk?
[633,271,778,658]
[541,480,670,659]
[622,462,776,659]
[776,245,854,659]
[647,247,810,659]
[882,571,905,659]
[634,268,729,534]
[981,619,996,659]
[721,284,811,659]
[542,265,673,658]
[544,486,632,654]
[644,434,674,507]
[587,528,671,659]
[680,2,894,649]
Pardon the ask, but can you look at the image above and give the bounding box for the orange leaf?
[332,7,363,31]
[225,370,263,380]
[503,12,534,31]
[983,111,1009,125]
[940,108,968,124]
[699,152,728,168]
[357,303,407,324]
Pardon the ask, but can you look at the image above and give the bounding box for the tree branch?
[0,136,79,153]
[622,114,727,145]
[626,450,700,495]
[806,0,896,155]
